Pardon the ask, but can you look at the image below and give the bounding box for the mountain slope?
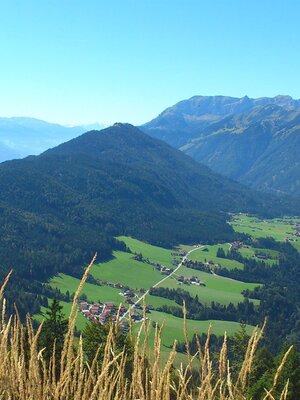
[142,95,300,197]
[42,122,296,217]
[142,95,300,147]
[0,142,21,162]
[0,117,104,161]
[181,105,300,196]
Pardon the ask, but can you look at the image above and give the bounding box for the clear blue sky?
[0,0,299,125]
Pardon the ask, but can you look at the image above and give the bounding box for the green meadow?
[50,270,177,309]
[133,310,255,365]
[231,214,299,242]
[91,251,163,290]
[238,246,279,265]
[118,236,177,268]
[158,266,259,306]
[147,310,255,344]
[188,244,244,270]
[50,274,124,304]
[144,294,178,308]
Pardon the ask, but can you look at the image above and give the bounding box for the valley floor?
[35,213,300,364]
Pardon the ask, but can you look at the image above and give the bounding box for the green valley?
[41,235,262,341]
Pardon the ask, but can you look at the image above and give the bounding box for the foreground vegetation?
[0,263,297,400]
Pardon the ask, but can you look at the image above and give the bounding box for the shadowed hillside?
[142,96,300,197]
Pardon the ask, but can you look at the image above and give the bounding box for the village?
[78,287,150,329]
[78,299,145,329]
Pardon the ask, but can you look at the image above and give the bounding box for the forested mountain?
[0,117,104,162]
[0,123,299,315]
[142,95,300,197]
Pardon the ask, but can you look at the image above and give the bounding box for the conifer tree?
[39,298,68,365]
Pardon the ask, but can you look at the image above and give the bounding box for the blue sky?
[0,0,299,125]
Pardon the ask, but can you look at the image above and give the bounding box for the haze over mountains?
[0,117,104,162]
[142,95,300,197]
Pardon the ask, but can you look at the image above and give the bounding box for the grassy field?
[50,274,124,304]
[50,271,177,309]
[91,251,163,290]
[158,266,260,306]
[147,310,255,343]
[188,244,244,270]
[133,310,255,365]
[144,294,178,308]
[118,236,177,268]
[231,214,299,242]
[238,246,279,265]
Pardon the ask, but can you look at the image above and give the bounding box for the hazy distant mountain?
[0,117,104,161]
[142,95,300,147]
[0,142,21,162]
[142,95,300,197]
[181,104,300,197]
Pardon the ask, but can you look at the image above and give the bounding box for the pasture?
[158,266,260,306]
[91,251,163,289]
[231,214,299,242]
[118,236,178,268]
[187,244,244,270]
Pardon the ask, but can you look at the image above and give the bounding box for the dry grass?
[0,260,292,400]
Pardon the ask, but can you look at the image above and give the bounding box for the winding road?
[120,245,203,321]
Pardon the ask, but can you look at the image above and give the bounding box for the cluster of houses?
[176,275,206,286]
[100,281,124,289]
[230,240,242,251]
[79,301,127,324]
[79,300,144,326]
[285,223,300,242]
[154,265,173,275]
[120,289,137,304]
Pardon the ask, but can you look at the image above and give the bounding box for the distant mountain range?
[0,117,104,162]
[142,95,300,197]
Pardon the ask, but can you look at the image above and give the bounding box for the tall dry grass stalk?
[0,262,292,399]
